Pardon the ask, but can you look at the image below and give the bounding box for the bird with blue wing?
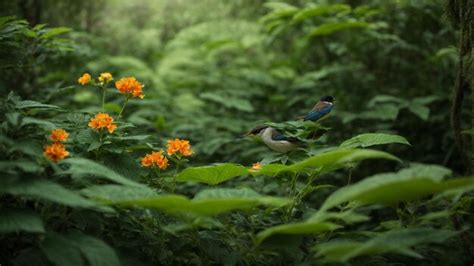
[298,95,334,121]
[246,125,301,153]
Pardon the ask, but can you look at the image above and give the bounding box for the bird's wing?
[304,102,333,121]
[271,130,287,141]
[271,130,301,144]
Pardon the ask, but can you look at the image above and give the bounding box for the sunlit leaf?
[254,149,399,176]
[307,21,370,38]
[292,4,351,23]
[339,133,411,148]
[319,169,473,212]
[176,163,249,185]
[95,188,290,216]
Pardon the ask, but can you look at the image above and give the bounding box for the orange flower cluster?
[78,73,91,85]
[44,129,70,163]
[167,138,193,157]
[141,150,169,169]
[115,77,144,99]
[88,113,117,133]
[44,143,69,163]
[50,128,69,142]
[98,72,113,83]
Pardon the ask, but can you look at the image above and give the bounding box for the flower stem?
[101,86,106,111]
[118,95,130,118]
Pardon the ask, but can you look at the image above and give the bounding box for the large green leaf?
[15,100,60,109]
[0,179,98,208]
[314,228,456,262]
[292,4,351,23]
[339,133,411,148]
[81,185,157,201]
[176,163,249,185]
[0,210,45,234]
[65,232,120,266]
[255,149,399,176]
[91,187,290,216]
[256,221,341,245]
[62,158,144,187]
[307,21,370,38]
[319,167,472,212]
[41,233,84,266]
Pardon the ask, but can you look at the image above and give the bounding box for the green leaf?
[319,167,472,212]
[255,149,400,176]
[16,100,60,109]
[61,158,144,187]
[292,4,351,23]
[339,133,411,148]
[98,188,290,216]
[462,128,474,135]
[81,185,157,202]
[41,233,84,266]
[314,228,457,262]
[307,21,370,38]
[0,179,98,208]
[256,221,341,245]
[408,104,430,120]
[41,27,71,39]
[0,210,45,234]
[65,232,120,266]
[176,163,249,185]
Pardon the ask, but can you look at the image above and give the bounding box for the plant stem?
[101,86,106,111]
[118,95,130,118]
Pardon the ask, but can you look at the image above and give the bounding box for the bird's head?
[320,95,334,103]
[247,125,269,137]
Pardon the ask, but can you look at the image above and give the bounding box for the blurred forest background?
[1,0,470,173]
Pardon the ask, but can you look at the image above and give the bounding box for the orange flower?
[88,113,117,133]
[43,143,69,163]
[141,150,169,169]
[115,77,144,99]
[50,129,69,142]
[99,72,113,83]
[167,138,193,157]
[251,162,262,171]
[78,73,91,85]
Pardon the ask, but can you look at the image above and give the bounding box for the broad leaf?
[65,232,120,266]
[319,166,472,211]
[176,163,249,185]
[314,228,456,262]
[307,21,370,38]
[0,210,45,234]
[93,188,290,216]
[16,100,60,109]
[339,133,410,148]
[1,179,98,208]
[256,221,341,245]
[41,233,84,266]
[62,158,144,187]
[292,4,351,23]
[254,149,399,176]
[81,185,157,201]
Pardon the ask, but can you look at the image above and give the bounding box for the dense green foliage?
[1,1,473,265]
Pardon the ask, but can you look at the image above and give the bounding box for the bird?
[298,95,334,121]
[246,125,301,153]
